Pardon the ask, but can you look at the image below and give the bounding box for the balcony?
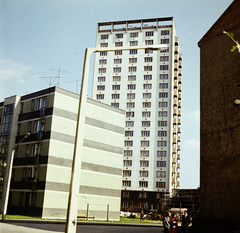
[173,109,178,115]
[173,118,177,125]
[178,85,182,92]
[172,178,176,184]
[174,46,179,54]
[177,127,181,134]
[177,136,181,142]
[172,157,176,163]
[178,93,181,100]
[175,38,179,46]
[39,107,46,117]
[177,145,180,151]
[173,137,177,144]
[173,99,178,106]
[177,163,180,169]
[174,54,178,62]
[178,102,181,108]
[172,147,177,153]
[177,181,180,187]
[178,119,181,125]
[179,61,182,68]
[177,172,180,178]
[178,77,182,84]
[177,154,180,160]
[174,64,178,71]
[178,110,181,117]
[179,70,182,76]
[172,167,176,173]
[179,53,182,61]
[174,90,178,97]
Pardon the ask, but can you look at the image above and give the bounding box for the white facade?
[92,18,182,197]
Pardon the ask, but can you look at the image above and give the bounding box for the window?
[122,191,130,197]
[142,111,151,117]
[122,180,131,187]
[158,121,167,127]
[142,121,150,127]
[158,131,167,136]
[115,50,122,55]
[112,85,120,90]
[98,68,106,73]
[31,143,42,157]
[98,76,106,82]
[130,32,138,38]
[113,67,121,73]
[143,93,151,99]
[160,48,169,53]
[114,59,122,64]
[122,201,130,207]
[144,75,152,80]
[126,121,134,127]
[139,181,148,188]
[161,39,169,44]
[141,141,149,147]
[145,49,153,54]
[123,160,132,166]
[157,141,167,147]
[156,171,166,178]
[129,58,137,63]
[115,33,123,38]
[124,150,132,156]
[112,94,120,99]
[130,41,138,46]
[142,102,151,108]
[160,56,169,61]
[159,102,168,107]
[158,111,168,117]
[96,94,104,99]
[143,84,152,89]
[159,83,168,89]
[159,93,168,98]
[160,65,169,70]
[144,57,153,62]
[140,150,149,157]
[129,49,137,54]
[141,131,150,137]
[99,59,107,64]
[146,31,154,37]
[127,93,135,99]
[129,67,137,72]
[160,74,168,79]
[140,160,149,167]
[128,75,136,81]
[157,151,167,157]
[157,161,166,167]
[126,102,135,108]
[125,131,133,136]
[97,85,105,90]
[126,112,134,117]
[111,103,119,108]
[25,144,30,157]
[145,40,153,45]
[125,140,133,146]
[37,97,47,110]
[156,182,166,188]
[101,34,109,39]
[144,66,152,71]
[123,170,132,177]
[128,84,136,89]
[34,120,44,133]
[112,76,121,81]
[100,51,107,56]
[139,171,148,177]
[28,121,33,132]
[100,43,108,47]
[31,99,35,111]
[161,30,169,35]
[115,42,123,47]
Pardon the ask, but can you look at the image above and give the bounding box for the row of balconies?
[173,109,181,116]
[172,145,180,153]
[172,136,181,143]
[172,127,181,134]
[173,118,181,125]
[174,53,182,62]
[173,99,181,108]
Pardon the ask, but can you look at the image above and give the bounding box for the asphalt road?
[1,222,164,233]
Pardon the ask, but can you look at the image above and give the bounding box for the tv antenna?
[39,69,72,87]
[65,79,82,93]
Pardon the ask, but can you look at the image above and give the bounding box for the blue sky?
[0,0,233,189]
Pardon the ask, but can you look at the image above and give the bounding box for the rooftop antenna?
[50,68,72,87]
[38,75,59,87]
[65,79,82,93]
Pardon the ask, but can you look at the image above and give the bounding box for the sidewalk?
[0,222,59,233]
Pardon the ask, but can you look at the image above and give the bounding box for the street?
[0,222,164,233]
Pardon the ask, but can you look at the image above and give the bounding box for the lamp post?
[65,44,167,233]
[1,132,30,221]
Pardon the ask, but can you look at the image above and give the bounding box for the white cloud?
[183,138,200,148]
[0,59,31,80]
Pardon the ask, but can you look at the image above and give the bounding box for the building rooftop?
[198,0,240,46]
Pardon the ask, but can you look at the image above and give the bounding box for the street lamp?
[65,44,167,233]
[1,132,30,221]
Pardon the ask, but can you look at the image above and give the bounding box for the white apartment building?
[92,18,182,211]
